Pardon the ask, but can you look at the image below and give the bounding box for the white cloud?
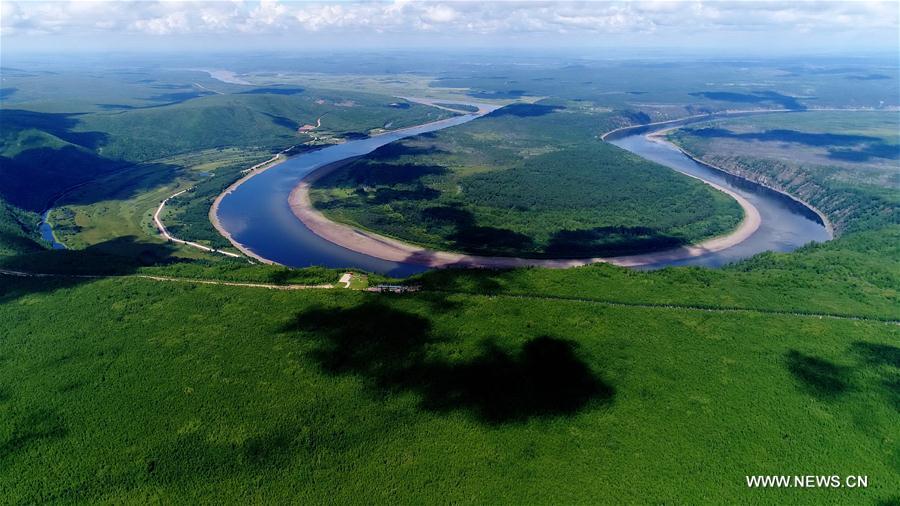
[422,5,458,24]
[131,11,189,35]
[1,1,897,49]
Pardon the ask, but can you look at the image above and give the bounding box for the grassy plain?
[1,272,897,504]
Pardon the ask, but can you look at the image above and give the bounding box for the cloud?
[422,4,458,24]
[1,1,897,49]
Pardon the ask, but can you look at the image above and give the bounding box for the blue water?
[216,114,479,276]
[39,209,67,250]
[608,132,831,268]
[216,113,831,275]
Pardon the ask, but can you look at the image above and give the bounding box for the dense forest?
[312,102,743,258]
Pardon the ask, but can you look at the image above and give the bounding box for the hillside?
[1,89,452,212]
[667,111,899,234]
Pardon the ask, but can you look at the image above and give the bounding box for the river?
[215,112,831,276]
[39,209,67,250]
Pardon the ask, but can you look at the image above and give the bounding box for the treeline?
[0,197,43,256]
[670,129,898,235]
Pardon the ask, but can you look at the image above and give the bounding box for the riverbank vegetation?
[667,111,899,234]
[311,102,743,258]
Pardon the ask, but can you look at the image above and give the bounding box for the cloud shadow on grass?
[0,408,68,463]
[0,236,184,301]
[785,349,851,399]
[545,226,686,258]
[283,300,614,424]
[688,90,807,110]
[681,127,899,162]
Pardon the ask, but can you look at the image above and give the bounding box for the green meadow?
[1,272,897,504]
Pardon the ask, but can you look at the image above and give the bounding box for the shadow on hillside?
[421,205,535,255]
[682,127,898,162]
[58,162,184,208]
[785,350,851,399]
[367,140,449,160]
[262,112,298,130]
[238,87,305,95]
[851,342,900,368]
[339,161,448,186]
[423,206,688,258]
[0,147,128,211]
[688,90,807,110]
[96,89,217,111]
[466,89,526,100]
[139,424,302,488]
[66,421,311,499]
[0,236,181,301]
[1,109,109,149]
[545,226,686,258]
[0,408,68,465]
[0,109,187,211]
[485,103,564,117]
[283,300,614,424]
[787,344,900,411]
[413,268,507,295]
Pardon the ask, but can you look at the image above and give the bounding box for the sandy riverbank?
[210,109,495,264]
[209,154,289,265]
[287,145,762,269]
[647,128,834,237]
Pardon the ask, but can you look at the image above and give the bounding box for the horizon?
[2,1,899,55]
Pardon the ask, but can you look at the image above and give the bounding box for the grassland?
[311,102,743,258]
[43,148,271,253]
[1,265,897,504]
[667,111,899,234]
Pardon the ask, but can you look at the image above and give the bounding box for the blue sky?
[2,1,898,54]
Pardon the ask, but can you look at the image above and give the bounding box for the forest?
[311,102,743,258]
[668,111,899,234]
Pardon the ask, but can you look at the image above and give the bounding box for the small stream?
[39,209,67,250]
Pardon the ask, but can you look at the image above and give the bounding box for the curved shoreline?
[209,150,292,264]
[216,106,851,270]
[287,152,761,269]
[650,127,835,238]
[210,110,496,264]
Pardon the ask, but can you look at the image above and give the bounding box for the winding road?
[153,188,243,259]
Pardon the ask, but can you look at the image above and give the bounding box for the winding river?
[215,111,831,276]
